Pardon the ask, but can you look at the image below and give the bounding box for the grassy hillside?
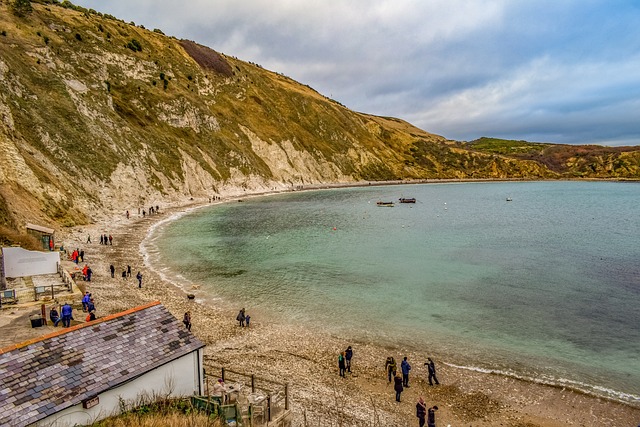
[0,1,638,240]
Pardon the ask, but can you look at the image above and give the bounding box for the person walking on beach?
[393,374,404,402]
[245,313,251,327]
[236,308,245,326]
[401,356,411,387]
[416,396,427,427]
[338,351,346,377]
[183,312,192,331]
[136,271,143,288]
[385,356,397,382]
[127,265,131,277]
[122,270,127,280]
[100,234,104,245]
[108,234,113,245]
[427,405,438,427]
[425,357,440,385]
[110,264,115,278]
[87,234,91,244]
[345,346,353,373]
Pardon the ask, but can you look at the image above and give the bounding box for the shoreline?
[28,182,640,425]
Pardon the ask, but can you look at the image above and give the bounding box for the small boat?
[399,198,416,203]
[376,201,395,207]
[506,197,512,202]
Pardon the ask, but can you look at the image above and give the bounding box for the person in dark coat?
[393,374,404,402]
[136,271,142,288]
[236,308,245,326]
[110,264,115,278]
[49,306,60,326]
[338,351,346,377]
[183,312,192,331]
[425,357,440,385]
[345,346,353,373]
[416,396,427,427]
[427,405,438,427]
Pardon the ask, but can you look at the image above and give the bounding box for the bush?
[127,38,142,52]
[75,33,82,41]
[153,28,165,35]
[12,0,33,17]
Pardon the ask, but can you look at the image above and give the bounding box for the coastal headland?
[3,184,639,426]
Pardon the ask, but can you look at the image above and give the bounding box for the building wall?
[2,247,60,278]
[34,349,203,427]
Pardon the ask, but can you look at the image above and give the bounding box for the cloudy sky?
[72,0,640,146]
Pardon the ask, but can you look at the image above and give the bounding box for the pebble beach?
[38,193,640,426]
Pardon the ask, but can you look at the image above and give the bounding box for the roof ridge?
[0,301,161,355]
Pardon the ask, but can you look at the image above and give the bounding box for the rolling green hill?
[0,1,638,241]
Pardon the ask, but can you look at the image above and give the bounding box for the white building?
[0,301,205,427]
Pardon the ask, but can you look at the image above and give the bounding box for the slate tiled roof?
[0,301,205,426]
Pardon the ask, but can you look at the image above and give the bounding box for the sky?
[71,0,640,146]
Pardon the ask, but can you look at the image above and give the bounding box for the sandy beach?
[16,190,640,427]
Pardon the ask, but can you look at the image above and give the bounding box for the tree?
[12,0,33,17]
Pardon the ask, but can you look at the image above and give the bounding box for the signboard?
[82,395,99,409]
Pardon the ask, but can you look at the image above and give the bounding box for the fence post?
[251,374,255,393]
[50,284,54,299]
[285,383,289,410]
[267,394,271,422]
[221,367,225,382]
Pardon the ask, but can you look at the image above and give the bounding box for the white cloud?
[73,0,640,146]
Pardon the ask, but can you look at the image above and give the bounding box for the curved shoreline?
[58,181,640,426]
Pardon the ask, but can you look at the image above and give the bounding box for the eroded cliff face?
[0,3,636,236]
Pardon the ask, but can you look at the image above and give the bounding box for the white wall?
[35,349,203,427]
[2,247,60,278]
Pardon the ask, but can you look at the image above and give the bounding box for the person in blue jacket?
[401,356,411,387]
[60,303,73,327]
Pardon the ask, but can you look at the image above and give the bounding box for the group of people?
[416,397,438,427]
[384,355,441,425]
[99,234,113,245]
[236,308,251,327]
[139,205,160,218]
[338,346,353,377]
[48,302,74,327]
[70,248,85,264]
[81,264,93,281]
[108,264,143,287]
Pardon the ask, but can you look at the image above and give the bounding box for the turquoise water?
[149,181,640,405]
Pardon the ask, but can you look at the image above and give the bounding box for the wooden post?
[251,374,255,393]
[41,304,47,326]
[285,383,289,410]
[50,284,54,299]
[221,367,225,382]
[267,394,271,422]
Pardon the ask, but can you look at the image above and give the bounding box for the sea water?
[147,181,640,405]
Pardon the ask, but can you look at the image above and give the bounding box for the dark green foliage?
[12,0,33,17]
[153,28,165,35]
[1,31,7,37]
[104,80,111,93]
[127,38,142,52]
[159,72,165,80]
[97,23,103,32]
[163,79,168,90]
[75,33,82,41]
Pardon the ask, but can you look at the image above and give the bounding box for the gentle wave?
[444,362,640,406]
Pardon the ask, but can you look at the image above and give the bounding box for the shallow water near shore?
[147,181,640,405]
